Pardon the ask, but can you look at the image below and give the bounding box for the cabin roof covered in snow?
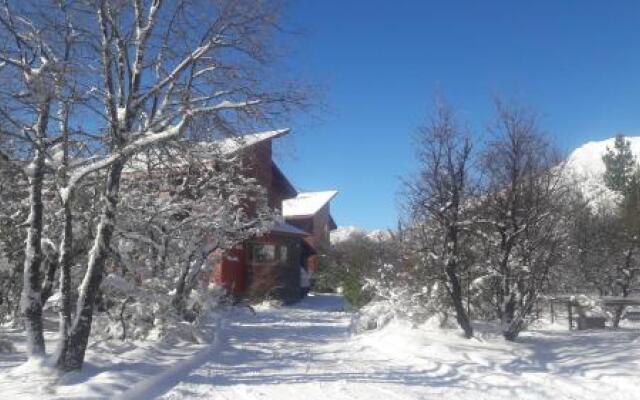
[188,128,290,159]
[270,221,310,236]
[282,190,338,218]
[214,129,290,155]
[124,128,290,172]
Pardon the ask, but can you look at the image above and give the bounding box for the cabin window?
[252,244,276,263]
[280,245,288,264]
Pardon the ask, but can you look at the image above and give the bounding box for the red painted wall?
[212,247,247,294]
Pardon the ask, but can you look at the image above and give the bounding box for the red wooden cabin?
[211,130,338,303]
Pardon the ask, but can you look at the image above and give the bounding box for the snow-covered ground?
[0,315,216,399]
[2,294,639,399]
[156,295,640,400]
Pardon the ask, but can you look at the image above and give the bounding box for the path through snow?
[2,294,639,399]
[152,294,640,400]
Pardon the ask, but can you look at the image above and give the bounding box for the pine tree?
[621,170,640,235]
[602,135,635,194]
[602,134,640,327]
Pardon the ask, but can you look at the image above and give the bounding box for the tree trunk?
[155,232,169,278]
[55,200,74,368]
[503,302,528,341]
[501,293,517,340]
[57,160,124,371]
[612,305,624,328]
[503,322,519,341]
[172,258,192,316]
[21,108,49,357]
[119,297,132,341]
[40,245,59,307]
[443,224,473,339]
[445,266,473,338]
[172,255,204,318]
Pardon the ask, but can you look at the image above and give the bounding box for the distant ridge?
[330,226,391,244]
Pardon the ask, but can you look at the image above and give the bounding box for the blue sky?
[274,0,640,230]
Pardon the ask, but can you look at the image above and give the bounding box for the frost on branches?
[404,97,475,338]
[350,99,570,341]
[0,0,304,371]
[104,144,274,340]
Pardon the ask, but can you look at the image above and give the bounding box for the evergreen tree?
[602,135,635,194]
[601,134,640,327]
[621,169,640,236]
[602,134,640,237]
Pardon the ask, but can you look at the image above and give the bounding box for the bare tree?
[0,0,79,356]
[479,100,566,341]
[1,0,304,370]
[58,0,302,371]
[405,97,474,338]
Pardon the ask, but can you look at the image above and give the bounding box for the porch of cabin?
[212,224,316,304]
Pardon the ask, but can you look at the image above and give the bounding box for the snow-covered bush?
[96,273,226,343]
[571,295,608,319]
[88,145,275,344]
[351,259,446,333]
[0,337,16,353]
[317,230,403,308]
[351,285,456,334]
[140,282,226,344]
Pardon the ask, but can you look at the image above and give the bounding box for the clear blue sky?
[274,0,640,230]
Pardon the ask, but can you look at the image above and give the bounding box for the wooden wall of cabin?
[240,141,274,217]
[311,203,332,250]
[246,234,302,304]
[211,247,247,295]
[270,165,298,212]
[240,141,298,213]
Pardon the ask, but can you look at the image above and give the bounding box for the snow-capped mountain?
[565,136,640,206]
[330,226,391,244]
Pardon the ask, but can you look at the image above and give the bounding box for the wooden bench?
[623,310,640,321]
[577,315,606,330]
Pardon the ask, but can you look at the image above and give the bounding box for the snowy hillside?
[565,136,640,205]
[330,226,391,244]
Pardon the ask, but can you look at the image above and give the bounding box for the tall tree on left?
[0,0,305,370]
[0,0,77,356]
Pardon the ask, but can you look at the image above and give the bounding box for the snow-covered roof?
[270,221,309,236]
[214,129,290,155]
[124,128,290,172]
[282,190,338,218]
